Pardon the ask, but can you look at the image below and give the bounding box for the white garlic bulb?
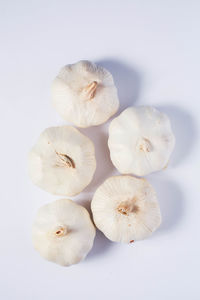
[51,60,119,128]
[91,176,161,243]
[28,126,96,196]
[32,199,96,266]
[108,106,175,176]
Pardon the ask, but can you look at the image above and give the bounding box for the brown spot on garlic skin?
[130,240,134,243]
[139,138,153,152]
[81,81,98,100]
[117,199,139,216]
[55,151,75,168]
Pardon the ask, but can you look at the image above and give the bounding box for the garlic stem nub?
[139,138,153,152]
[117,199,138,215]
[81,81,98,100]
[55,151,75,168]
[54,225,68,237]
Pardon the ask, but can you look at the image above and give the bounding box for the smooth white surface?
[0,1,199,299]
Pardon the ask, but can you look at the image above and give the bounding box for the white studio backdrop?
[0,1,199,299]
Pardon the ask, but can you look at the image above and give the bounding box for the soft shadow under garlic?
[76,197,114,260]
[157,105,197,167]
[76,197,92,216]
[86,229,114,261]
[96,58,142,112]
[79,124,114,193]
[148,175,185,234]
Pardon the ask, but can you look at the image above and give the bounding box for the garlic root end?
[54,226,68,237]
[139,138,153,152]
[81,81,98,100]
[117,199,139,216]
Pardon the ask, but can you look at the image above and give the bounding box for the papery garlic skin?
[32,199,96,266]
[51,60,119,128]
[91,176,161,243]
[28,126,96,196]
[108,106,175,176]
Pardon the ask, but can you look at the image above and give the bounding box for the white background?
[1,1,200,299]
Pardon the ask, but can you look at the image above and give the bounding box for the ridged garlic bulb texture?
[108,106,175,176]
[51,60,119,128]
[91,176,161,243]
[28,126,96,196]
[32,199,96,266]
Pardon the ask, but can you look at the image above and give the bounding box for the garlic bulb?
[32,199,96,266]
[108,106,175,176]
[51,60,119,128]
[28,126,96,196]
[91,176,161,243]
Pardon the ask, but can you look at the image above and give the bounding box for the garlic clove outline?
[28,126,96,196]
[51,60,119,128]
[91,175,161,243]
[32,199,96,266]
